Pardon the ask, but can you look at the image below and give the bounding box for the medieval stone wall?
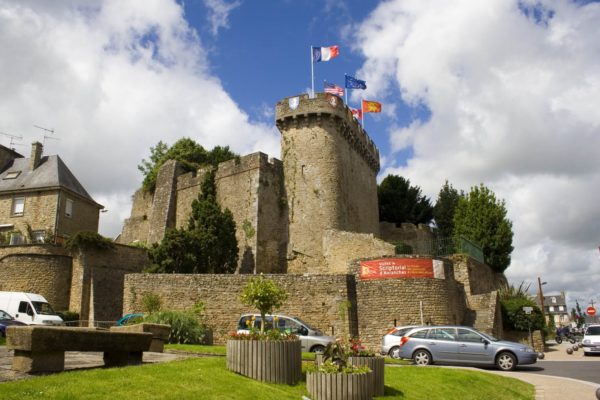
[322,229,395,274]
[276,94,380,273]
[452,255,507,296]
[123,274,357,345]
[117,189,152,245]
[0,245,72,310]
[379,222,436,245]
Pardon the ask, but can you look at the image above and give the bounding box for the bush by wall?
[143,310,207,344]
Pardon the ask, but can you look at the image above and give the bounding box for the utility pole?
[538,277,547,323]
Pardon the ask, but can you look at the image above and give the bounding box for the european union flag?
[345,75,367,90]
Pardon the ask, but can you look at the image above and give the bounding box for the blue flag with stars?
[345,75,367,90]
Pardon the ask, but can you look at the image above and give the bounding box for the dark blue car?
[0,309,26,337]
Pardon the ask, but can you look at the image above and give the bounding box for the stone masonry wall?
[276,93,380,273]
[123,274,357,345]
[72,244,149,323]
[55,190,101,239]
[0,245,72,310]
[322,229,395,274]
[0,191,59,240]
[118,189,152,245]
[348,256,467,350]
[147,159,182,244]
[451,255,507,296]
[378,222,436,246]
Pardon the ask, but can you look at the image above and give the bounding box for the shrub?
[65,232,114,252]
[501,297,545,331]
[144,311,207,344]
[56,310,79,323]
[141,293,162,313]
[240,276,288,333]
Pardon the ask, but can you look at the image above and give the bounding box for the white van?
[0,292,63,325]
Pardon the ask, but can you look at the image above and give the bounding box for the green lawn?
[0,336,5,346]
[0,357,534,400]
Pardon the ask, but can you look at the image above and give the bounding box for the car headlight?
[583,339,590,344]
[520,347,534,353]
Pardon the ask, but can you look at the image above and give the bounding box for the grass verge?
[0,357,533,399]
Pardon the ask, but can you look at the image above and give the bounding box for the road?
[518,360,600,384]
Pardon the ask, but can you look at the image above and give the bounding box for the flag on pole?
[362,100,382,113]
[345,75,367,89]
[312,45,339,62]
[324,82,344,97]
[350,108,362,120]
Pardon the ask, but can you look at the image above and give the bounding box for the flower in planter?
[350,338,376,357]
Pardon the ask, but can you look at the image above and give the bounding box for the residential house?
[538,291,571,326]
[0,142,103,244]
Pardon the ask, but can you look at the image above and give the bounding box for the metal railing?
[394,236,484,263]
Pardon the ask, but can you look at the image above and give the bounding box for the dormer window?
[4,171,21,179]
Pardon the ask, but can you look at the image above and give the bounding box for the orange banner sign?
[360,258,434,280]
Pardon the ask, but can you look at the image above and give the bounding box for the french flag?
[312,45,339,62]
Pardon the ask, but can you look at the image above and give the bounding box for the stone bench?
[110,323,171,353]
[6,326,152,373]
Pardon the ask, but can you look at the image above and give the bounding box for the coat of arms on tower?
[326,93,338,108]
[288,96,299,110]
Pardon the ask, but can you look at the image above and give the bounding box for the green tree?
[433,180,462,238]
[138,138,236,192]
[377,175,433,225]
[453,184,514,272]
[240,276,288,333]
[147,171,238,273]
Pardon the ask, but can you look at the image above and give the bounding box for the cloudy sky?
[0,0,598,310]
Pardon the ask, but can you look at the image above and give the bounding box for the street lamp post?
[538,277,547,323]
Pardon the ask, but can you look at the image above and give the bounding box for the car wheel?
[389,346,401,359]
[311,345,325,353]
[496,352,517,371]
[413,349,432,366]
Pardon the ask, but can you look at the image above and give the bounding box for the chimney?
[29,142,43,171]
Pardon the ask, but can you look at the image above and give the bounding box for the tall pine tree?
[433,180,462,238]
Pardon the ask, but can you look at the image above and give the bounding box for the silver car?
[381,325,421,359]
[236,314,334,353]
[397,326,538,371]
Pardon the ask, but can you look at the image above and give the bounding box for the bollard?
[596,386,600,400]
[537,352,545,360]
[572,345,579,352]
[566,348,573,355]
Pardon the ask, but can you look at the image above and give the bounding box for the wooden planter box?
[349,356,385,397]
[307,370,373,400]
[226,339,301,384]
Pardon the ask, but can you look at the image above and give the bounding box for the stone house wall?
[55,190,101,239]
[0,191,59,241]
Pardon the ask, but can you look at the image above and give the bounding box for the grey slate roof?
[0,155,101,207]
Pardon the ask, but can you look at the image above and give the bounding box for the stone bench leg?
[12,350,65,373]
[103,351,144,367]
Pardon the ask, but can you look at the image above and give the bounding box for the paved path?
[0,346,189,383]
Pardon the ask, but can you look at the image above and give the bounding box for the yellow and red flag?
[362,100,382,113]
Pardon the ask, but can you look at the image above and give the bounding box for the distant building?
[538,291,571,326]
[0,142,103,245]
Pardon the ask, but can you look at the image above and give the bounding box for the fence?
[395,236,484,263]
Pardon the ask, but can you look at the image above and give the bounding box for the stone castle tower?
[119,93,385,274]
[276,93,381,272]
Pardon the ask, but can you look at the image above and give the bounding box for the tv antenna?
[0,130,24,150]
[34,125,59,146]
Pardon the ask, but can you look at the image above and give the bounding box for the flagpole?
[361,98,365,130]
[310,46,315,98]
[344,74,348,105]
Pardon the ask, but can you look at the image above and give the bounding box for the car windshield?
[31,301,55,315]
[587,326,600,335]
[0,310,13,321]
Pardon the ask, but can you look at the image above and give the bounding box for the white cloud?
[355,0,600,306]
[202,0,241,36]
[0,0,279,238]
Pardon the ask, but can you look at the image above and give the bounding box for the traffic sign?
[587,306,596,316]
[522,306,533,314]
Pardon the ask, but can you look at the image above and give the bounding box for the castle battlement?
[215,152,283,181]
[275,93,380,173]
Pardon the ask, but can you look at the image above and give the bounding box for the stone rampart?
[123,274,357,345]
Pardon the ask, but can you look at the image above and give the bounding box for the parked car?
[237,314,334,353]
[396,326,538,371]
[582,324,600,356]
[0,309,27,337]
[381,325,421,359]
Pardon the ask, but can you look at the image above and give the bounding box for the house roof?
[0,155,102,208]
